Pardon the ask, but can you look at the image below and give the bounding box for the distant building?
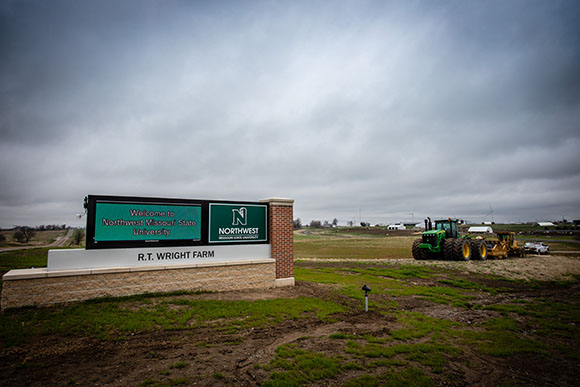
[468,226,493,234]
[387,224,406,230]
[536,222,555,227]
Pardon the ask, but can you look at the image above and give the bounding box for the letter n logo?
[232,207,247,226]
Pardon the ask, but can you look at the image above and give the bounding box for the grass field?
[0,248,50,272]
[0,229,68,248]
[295,227,579,259]
[294,236,415,259]
[1,235,579,386]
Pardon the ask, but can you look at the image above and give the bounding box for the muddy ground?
[1,255,578,386]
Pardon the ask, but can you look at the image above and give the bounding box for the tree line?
[294,218,373,229]
[0,224,68,232]
[294,218,342,229]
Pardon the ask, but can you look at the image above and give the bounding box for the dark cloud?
[1,0,579,227]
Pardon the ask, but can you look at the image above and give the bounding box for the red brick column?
[260,198,294,287]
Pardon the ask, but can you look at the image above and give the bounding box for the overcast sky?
[1,0,579,228]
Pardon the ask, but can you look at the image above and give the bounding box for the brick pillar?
[260,198,295,287]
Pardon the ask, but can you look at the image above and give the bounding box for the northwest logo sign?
[219,206,258,236]
[209,203,267,243]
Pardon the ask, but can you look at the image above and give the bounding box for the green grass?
[474,298,580,346]
[438,278,493,291]
[290,262,579,382]
[299,262,576,372]
[212,372,225,380]
[262,308,463,384]
[540,241,580,253]
[0,293,345,347]
[0,248,54,292]
[262,344,344,386]
[459,317,546,357]
[295,264,479,308]
[391,312,458,340]
[263,340,438,386]
[341,314,461,373]
[294,236,414,259]
[0,248,50,273]
[169,361,188,369]
[350,265,436,280]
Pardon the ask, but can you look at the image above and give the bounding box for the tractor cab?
[433,219,459,239]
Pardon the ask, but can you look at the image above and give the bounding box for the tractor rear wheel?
[412,239,426,260]
[471,239,487,260]
[453,239,471,261]
[442,239,454,260]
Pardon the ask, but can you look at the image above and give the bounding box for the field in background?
[294,226,580,259]
[295,232,415,259]
[0,229,68,248]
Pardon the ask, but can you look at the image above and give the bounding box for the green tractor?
[412,218,487,261]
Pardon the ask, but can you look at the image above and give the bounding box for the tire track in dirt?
[236,321,352,371]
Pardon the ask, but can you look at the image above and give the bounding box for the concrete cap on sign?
[46,269,92,278]
[90,267,132,275]
[2,268,48,280]
[260,198,294,206]
[251,259,276,264]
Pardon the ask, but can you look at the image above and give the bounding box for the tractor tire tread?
[453,239,471,261]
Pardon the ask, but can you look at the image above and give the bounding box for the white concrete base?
[275,277,295,287]
[47,244,271,271]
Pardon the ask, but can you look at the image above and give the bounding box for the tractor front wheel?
[412,239,426,260]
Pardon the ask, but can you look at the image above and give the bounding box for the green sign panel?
[94,202,201,242]
[209,203,267,243]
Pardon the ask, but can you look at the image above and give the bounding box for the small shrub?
[212,372,225,380]
[71,228,85,245]
[169,361,188,369]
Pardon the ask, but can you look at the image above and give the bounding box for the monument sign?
[1,196,295,310]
